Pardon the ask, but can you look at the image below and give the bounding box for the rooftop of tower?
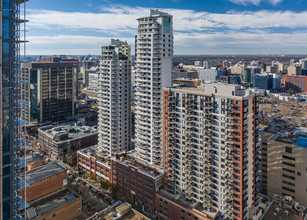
[165,83,256,98]
[137,9,172,20]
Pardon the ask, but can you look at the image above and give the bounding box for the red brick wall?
[35,196,82,220]
[155,193,210,220]
[20,171,67,202]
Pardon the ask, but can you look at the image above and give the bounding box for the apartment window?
[282,168,295,174]
[282,174,295,180]
[282,180,295,187]
[282,161,295,167]
[282,155,295,161]
[282,186,295,193]
[285,147,292,154]
[297,172,301,176]
[236,101,240,104]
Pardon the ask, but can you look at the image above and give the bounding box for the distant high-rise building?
[134,10,173,165]
[287,65,301,76]
[222,60,230,67]
[163,84,260,220]
[194,61,202,67]
[203,60,212,68]
[1,0,27,219]
[20,58,78,124]
[98,39,131,156]
[299,58,307,69]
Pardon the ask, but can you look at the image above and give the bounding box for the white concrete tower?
[98,39,131,156]
[135,9,173,166]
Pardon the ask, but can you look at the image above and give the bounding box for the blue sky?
[25,0,307,55]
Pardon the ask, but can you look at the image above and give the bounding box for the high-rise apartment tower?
[135,10,173,166]
[98,39,131,156]
[163,84,261,220]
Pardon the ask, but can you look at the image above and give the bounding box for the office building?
[134,10,173,165]
[0,0,27,219]
[98,39,131,156]
[266,65,277,74]
[252,73,281,91]
[219,75,241,85]
[84,66,100,90]
[162,84,260,220]
[261,126,307,206]
[285,75,307,92]
[197,68,223,82]
[287,65,302,76]
[173,69,198,80]
[20,58,78,125]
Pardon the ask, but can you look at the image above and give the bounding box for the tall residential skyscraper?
[163,84,260,220]
[20,58,78,125]
[98,39,131,156]
[1,0,27,219]
[135,10,173,166]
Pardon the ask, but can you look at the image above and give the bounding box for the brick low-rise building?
[38,122,98,161]
[77,146,163,216]
[20,161,67,202]
[25,188,82,220]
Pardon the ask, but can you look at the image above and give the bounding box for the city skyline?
[26,0,307,55]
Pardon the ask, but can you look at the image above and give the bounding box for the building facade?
[285,74,307,92]
[163,84,260,220]
[262,127,307,206]
[20,58,78,124]
[0,0,27,219]
[77,146,163,216]
[98,39,131,156]
[38,123,98,161]
[134,9,173,166]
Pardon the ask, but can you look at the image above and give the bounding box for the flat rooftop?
[166,83,254,98]
[26,188,80,219]
[38,122,98,143]
[78,146,163,179]
[270,126,307,146]
[78,146,112,169]
[158,189,217,220]
[87,201,150,220]
[21,161,66,186]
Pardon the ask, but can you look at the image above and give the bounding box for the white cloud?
[26,5,307,54]
[27,35,134,46]
[230,0,283,6]
[27,6,307,32]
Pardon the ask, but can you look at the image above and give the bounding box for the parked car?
[91,188,97,193]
